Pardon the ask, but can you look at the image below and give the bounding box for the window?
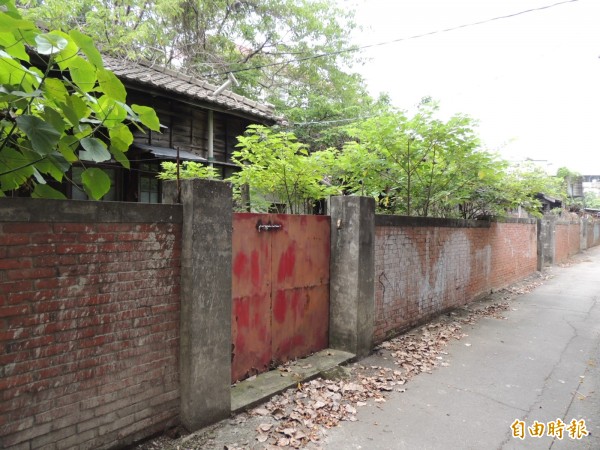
[139,163,160,203]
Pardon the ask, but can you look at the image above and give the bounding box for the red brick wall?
[0,202,182,449]
[554,221,580,264]
[569,222,581,256]
[374,219,537,343]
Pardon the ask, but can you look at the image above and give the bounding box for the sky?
[344,0,600,175]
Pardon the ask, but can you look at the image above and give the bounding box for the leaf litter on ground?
[134,273,547,450]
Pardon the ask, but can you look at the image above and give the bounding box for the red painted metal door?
[231,213,330,382]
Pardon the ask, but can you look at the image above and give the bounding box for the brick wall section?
[569,222,581,257]
[554,221,581,264]
[586,221,600,249]
[373,216,537,343]
[0,199,182,450]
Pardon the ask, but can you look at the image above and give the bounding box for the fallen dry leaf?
[142,276,546,450]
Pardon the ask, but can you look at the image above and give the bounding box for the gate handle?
[256,220,282,232]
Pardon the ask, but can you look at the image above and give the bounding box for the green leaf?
[69,30,104,69]
[31,151,70,181]
[43,77,68,103]
[50,30,79,70]
[94,95,127,125]
[15,115,61,155]
[32,184,67,199]
[0,13,35,33]
[68,56,96,92]
[58,135,79,163]
[0,147,36,190]
[80,137,111,162]
[73,123,92,140]
[110,148,130,169]
[35,33,68,55]
[0,31,29,61]
[43,107,66,134]
[109,124,133,153]
[32,167,45,184]
[97,68,126,102]
[81,167,110,200]
[0,52,40,89]
[62,94,89,126]
[131,104,160,131]
[0,86,42,101]
[108,124,132,168]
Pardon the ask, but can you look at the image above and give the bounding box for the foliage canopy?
[0,0,160,199]
[218,101,571,217]
[228,125,340,214]
[19,0,372,150]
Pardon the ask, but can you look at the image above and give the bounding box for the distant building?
[566,176,584,198]
[582,175,600,196]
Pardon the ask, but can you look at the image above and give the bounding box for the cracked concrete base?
[323,247,600,450]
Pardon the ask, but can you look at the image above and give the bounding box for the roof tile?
[104,56,281,123]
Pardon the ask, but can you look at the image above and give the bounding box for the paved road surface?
[324,247,600,450]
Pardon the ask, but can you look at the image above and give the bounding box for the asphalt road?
[324,247,600,450]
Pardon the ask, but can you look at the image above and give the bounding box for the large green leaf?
[97,68,126,102]
[35,33,68,55]
[108,124,132,168]
[131,104,161,131]
[94,95,127,126]
[30,150,70,181]
[44,77,68,103]
[0,12,35,33]
[62,94,89,126]
[0,52,40,90]
[81,167,110,200]
[15,115,61,155]
[109,124,133,153]
[69,30,103,69]
[80,137,111,162]
[68,56,96,92]
[32,184,67,199]
[0,31,29,61]
[50,30,79,70]
[0,147,36,190]
[43,107,66,134]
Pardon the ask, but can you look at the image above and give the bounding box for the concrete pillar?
[329,196,375,358]
[537,216,556,270]
[162,179,232,431]
[580,218,588,251]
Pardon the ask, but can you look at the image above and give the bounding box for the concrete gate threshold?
[231,348,355,413]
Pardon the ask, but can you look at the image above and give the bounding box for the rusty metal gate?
[231,213,330,382]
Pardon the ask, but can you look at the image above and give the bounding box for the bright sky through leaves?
[347,0,600,174]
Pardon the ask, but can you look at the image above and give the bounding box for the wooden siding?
[127,89,252,164]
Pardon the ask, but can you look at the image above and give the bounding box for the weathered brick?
[373,221,538,342]
[55,244,97,255]
[56,429,95,449]
[31,425,76,449]
[0,233,30,245]
[0,216,181,449]
[2,422,52,447]
[52,224,95,233]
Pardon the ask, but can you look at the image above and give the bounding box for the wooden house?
[67,56,281,203]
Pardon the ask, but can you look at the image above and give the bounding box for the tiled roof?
[103,56,282,123]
